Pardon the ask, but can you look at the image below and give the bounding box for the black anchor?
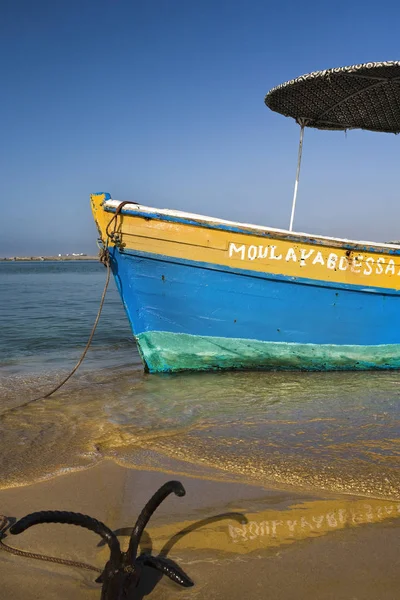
[10,480,194,599]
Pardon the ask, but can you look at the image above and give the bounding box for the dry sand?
[0,460,399,600]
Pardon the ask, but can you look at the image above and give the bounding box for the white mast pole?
[289,123,305,232]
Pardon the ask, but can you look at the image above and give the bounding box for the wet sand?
[0,459,399,600]
[2,257,399,599]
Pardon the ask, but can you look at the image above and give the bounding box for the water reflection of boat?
[91,61,400,374]
[137,498,400,556]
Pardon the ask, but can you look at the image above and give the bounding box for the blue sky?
[2,0,400,256]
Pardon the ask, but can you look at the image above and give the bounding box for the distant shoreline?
[0,255,98,262]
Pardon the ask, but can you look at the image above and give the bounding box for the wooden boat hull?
[91,193,400,373]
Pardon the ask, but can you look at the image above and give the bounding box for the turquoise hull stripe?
[138,331,400,373]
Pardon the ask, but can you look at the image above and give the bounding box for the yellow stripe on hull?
[91,194,400,291]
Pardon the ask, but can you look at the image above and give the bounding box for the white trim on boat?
[104,199,400,251]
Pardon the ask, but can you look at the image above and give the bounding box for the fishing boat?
[91,61,400,374]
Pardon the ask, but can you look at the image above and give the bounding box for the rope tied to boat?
[1,201,129,417]
[105,200,135,249]
[99,247,110,267]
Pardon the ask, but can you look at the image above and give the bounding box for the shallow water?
[0,261,399,499]
[0,261,137,374]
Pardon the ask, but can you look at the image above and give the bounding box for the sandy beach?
[1,459,399,600]
[1,262,399,599]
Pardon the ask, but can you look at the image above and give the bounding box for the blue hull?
[109,248,400,373]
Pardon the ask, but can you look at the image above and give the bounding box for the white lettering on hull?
[228,242,400,278]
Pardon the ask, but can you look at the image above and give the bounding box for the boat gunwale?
[103,199,400,255]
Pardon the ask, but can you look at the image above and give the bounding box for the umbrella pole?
[289,124,305,232]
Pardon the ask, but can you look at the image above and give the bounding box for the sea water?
[0,260,399,499]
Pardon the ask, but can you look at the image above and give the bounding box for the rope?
[22,200,134,410]
[26,200,133,412]
[1,199,134,416]
[0,515,101,574]
[105,200,135,241]
[1,257,111,417]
